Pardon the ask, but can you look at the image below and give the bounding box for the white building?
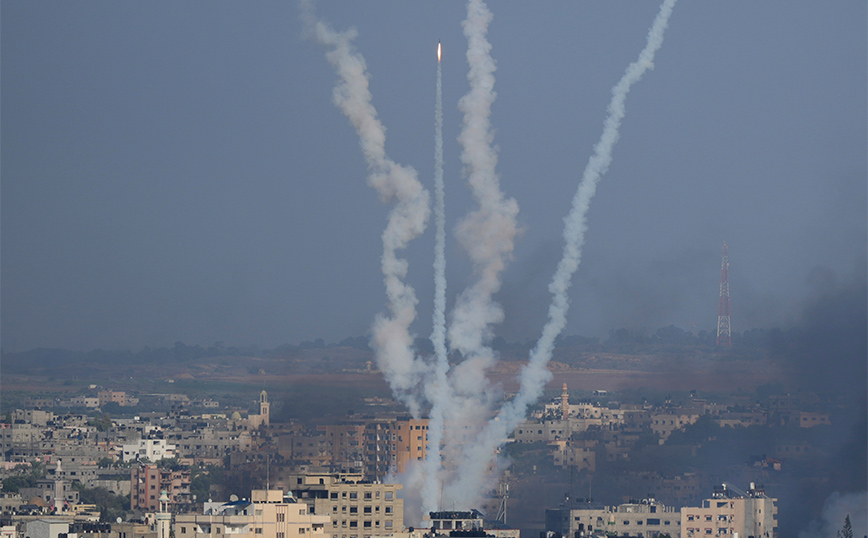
[122,439,176,462]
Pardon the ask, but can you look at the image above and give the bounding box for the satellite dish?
[230,495,239,502]
[116,517,122,524]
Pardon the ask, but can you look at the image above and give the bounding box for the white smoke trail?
[426,0,521,511]
[445,0,679,508]
[422,51,448,514]
[448,0,519,378]
[303,4,431,418]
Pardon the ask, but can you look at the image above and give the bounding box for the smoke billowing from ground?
[306,0,678,516]
[797,491,867,538]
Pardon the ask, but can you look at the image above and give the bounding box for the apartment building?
[545,498,682,538]
[680,484,777,538]
[130,464,191,512]
[173,489,329,538]
[284,472,404,538]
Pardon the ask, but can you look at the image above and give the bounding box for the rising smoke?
[421,47,449,514]
[305,0,678,516]
[301,3,431,418]
[440,0,679,509]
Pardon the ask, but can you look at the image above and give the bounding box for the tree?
[837,514,853,538]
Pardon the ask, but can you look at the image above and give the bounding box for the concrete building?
[425,510,519,538]
[130,464,191,512]
[650,413,701,443]
[98,391,129,407]
[122,439,176,463]
[173,489,329,538]
[24,520,70,538]
[546,498,681,538]
[680,484,777,538]
[284,472,403,538]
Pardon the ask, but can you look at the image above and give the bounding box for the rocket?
[437,40,441,62]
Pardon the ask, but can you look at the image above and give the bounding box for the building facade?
[545,498,682,538]
[130,464,191,512]
[173,490,329,538]
[285,472,404,538]
[680,484,777,538]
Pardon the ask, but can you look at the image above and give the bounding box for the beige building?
[284,472,404,538]
[545,498,682,538]
[651,413,701,443]
[680,484,777,538]
[173,490,329,538]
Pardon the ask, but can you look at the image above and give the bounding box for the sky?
[2,1,866,353]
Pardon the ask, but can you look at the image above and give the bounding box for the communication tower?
[717,242,731,347]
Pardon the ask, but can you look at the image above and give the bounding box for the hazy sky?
[2,2,865,353]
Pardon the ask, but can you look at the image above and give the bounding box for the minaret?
[156,490,171,538]
[259,390,270,427]
[561,383,569,420]
[53,460,65,513]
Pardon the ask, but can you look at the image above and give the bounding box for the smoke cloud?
[303,3,431,417]
[306,0,679,515]
[442,0,679,509]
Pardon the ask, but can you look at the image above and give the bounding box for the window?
[364,492,372,500]
[385,506,393,514]
[385,492,393,500]
[181,529,186,534]
[364,507,372,514]
[331,492,339,500]
[350,492,358,500]
[385,522,393,529]
[350,506,358,514]
[363,522,371,528]
[255,529,262,535]
[277,514,285,522]
[299,530,306,535]
[277,533,285,538]
[350,522,358,529]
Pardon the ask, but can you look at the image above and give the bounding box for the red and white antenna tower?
[716,242,731,347]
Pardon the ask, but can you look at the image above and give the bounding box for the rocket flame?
[438,42,441,62]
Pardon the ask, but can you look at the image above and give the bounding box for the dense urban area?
[1,327,865,538]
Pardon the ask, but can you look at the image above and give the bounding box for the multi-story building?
[284,472,403,538]
[650,413,701,443]
[173,489,330,538]
[317,423,366,469]
[426,510,519,538]
[680,484,777,538]
[122,439,177,462]
[545,498,682,538]
[98,390,129,407]
[130,464,191,512]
